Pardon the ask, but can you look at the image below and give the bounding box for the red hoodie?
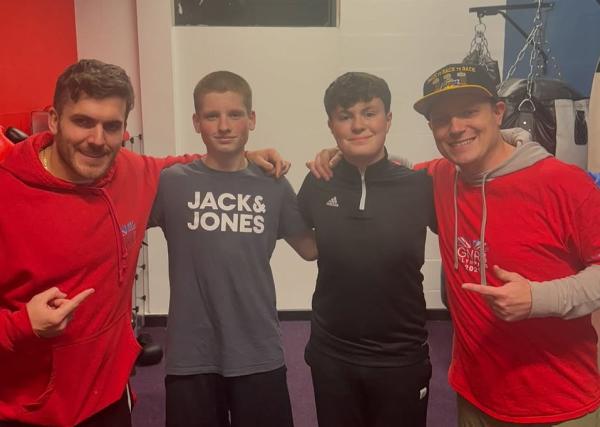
[0,131,196,426]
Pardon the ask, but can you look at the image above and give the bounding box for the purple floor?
[131,320,455,427]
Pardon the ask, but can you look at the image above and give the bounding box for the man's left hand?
[246,149,290,178]
[462,265,532,321]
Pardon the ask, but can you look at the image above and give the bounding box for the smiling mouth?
[348,136,372,143]
[449,137,475,147]
[80,152,108,159]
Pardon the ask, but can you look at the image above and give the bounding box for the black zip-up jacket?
[298,153,436,367]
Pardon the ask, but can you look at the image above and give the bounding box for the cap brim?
[413,85,495,116]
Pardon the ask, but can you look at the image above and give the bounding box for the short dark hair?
[193,71,252,113]
[324,72,391,118]
[53,59,135,119]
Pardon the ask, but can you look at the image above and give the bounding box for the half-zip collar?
[336,149,406,211]
[451,128,552,284]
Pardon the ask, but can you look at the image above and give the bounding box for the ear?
[249,110,256,131]
[192,112,201,133]
[48,108,59,135]
[327,119,334,134]
[493,100,506,126]
[385,111,392,132]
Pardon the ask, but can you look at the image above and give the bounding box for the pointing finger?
[55,288,95,319]
[462,283,501,297]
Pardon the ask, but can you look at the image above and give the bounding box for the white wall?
[78,0,506,314]
[74,0,151,313]
[74,0,143,137]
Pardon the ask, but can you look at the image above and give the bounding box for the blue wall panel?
[503,0,600,96]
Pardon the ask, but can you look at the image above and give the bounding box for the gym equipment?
[124,132,164,369]
[462,14,500,86]
[469,2,555,77]
[491,0,589,168]
[0,127,14,162]
[588,56,600,172]
[136,332,164,366]
[5,127,28,143]
[499,78,588,167]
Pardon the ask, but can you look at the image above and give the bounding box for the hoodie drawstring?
[453,169,459,271]
[479,175,489,285]
[453,169,489,285]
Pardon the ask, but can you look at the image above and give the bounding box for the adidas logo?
[326,196,339,207]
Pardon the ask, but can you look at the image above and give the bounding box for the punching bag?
[588,57,600,172]
[499,78,589,169]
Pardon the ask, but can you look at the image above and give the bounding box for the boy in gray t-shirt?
[149,71,316,427]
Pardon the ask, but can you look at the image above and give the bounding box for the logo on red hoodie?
[457,237,488,273]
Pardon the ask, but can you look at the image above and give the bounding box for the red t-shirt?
[418,157,600,423]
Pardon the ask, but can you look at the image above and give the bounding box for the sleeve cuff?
[529,281,560,318]
[10,307,38,349]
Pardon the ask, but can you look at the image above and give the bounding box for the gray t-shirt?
[149,160,308,376]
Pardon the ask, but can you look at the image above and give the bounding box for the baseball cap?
[413,63,498,117]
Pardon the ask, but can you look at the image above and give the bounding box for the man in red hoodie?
[0,59,287,427]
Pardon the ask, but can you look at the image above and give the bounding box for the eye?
[103,122,123,133]
[458,109,477,118]
[430,115,449,127]
[203,113,219,121]
[229,111,245,119]
[72,117,95,128]
[364,110,377,118]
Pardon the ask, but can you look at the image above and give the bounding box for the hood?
[2,131,128,284]
[451,128,552,284]
[1,131,117,190]
[459,127,551,185]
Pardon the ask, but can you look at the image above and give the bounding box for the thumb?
[40,287,67,302]
[493,265,523,283]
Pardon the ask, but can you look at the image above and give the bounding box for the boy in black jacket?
[297,72,436,427]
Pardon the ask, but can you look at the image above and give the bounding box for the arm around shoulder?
[285,230,318,261]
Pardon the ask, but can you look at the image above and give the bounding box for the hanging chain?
[464,14,500,80]
[506,0,562,92]
[468,16,493,63]
[524,0,544,100]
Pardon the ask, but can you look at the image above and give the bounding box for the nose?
[448,116,466,135]
[86,124,105,146]
[217,116,231,133]
[351,116,365,133]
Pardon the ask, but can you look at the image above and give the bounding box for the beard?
[53,131,120,184]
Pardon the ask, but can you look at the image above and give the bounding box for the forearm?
[529,265,600,319]
[285,230,318,261]
[0,306,36,352]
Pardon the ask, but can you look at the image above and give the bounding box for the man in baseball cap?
[414,63,600,426]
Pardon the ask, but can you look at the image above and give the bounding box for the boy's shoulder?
[159,158,203,178]
[245,163,292,187]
